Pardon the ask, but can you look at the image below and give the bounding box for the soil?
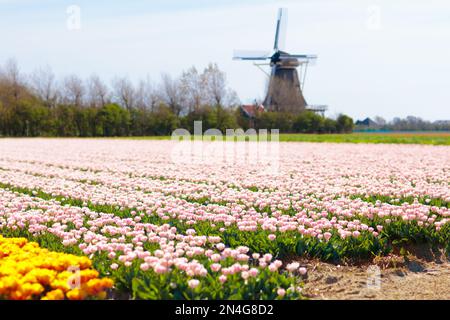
[300,246,450,300]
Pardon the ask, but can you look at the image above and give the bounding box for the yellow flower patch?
[0,236,113,300]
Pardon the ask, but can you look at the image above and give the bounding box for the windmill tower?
[234,8,326,114]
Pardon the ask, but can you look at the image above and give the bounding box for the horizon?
[1,0,449,121]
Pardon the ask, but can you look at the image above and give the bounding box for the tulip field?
[0,138,449,300]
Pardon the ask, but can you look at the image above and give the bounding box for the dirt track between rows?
[301,247,450,300]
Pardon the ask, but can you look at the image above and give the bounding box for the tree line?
[360,116,450,132]
[0,59,354,137]
[236,111,354,134]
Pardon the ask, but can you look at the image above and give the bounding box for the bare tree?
[135,76,158,111]
[30,65,58,108]
[112,76,136,111]
[224,89,241,108]
[0,58,24,103]
[87,74,109,108]
[160,73,183,115]
[374,116,387,126]
[180,66,206,112]
[62,74,85,107]
[202,63,227,107]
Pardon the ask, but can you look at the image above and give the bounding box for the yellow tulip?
[0,236,113,300]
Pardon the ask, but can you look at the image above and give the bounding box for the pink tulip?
[277,288,286,297]
[188,279,200,289]
[210,263,222,272]
[286,262,299,273]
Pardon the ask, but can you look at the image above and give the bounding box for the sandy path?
[301,249,450,300]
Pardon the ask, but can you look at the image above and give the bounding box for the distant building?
[355,118,378,127]
[241,103,327,118]
[240,102,329,128]
[240,104,265,128]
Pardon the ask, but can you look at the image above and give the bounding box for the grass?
[115,132,450,145]
[2,132,450,145]
[278,132,450,145]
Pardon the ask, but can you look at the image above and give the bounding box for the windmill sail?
[233,50,271,61]
[273,8,288,51]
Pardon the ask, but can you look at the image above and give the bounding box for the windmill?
[233,8,326,115]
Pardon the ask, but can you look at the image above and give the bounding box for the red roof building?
[240,104,265,119]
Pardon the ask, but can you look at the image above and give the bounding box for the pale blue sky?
[1,0,449,121]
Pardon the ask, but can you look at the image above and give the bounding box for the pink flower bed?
[0,139,448,298]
